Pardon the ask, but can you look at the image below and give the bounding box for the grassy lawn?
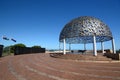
[2,52,14,57]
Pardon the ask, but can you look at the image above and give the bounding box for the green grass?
[2,52,14,57]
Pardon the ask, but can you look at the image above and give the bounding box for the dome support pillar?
[84,43,86,51]
[101,42,104,54]
[59,42,61,52]
[84,43,86,54]
[112,38,116,54]
[69,43,71,53]
[63,38,66,55]
[93,35,97,56]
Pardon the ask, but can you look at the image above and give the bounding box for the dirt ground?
[0,53,120,80]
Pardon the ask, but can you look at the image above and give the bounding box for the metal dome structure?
[59,16,116,56]
[59,16,112,44]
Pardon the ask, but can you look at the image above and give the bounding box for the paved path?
[0,53,120,80]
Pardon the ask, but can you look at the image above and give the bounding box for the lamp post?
[2,36,16,54]
[2,36,10,54]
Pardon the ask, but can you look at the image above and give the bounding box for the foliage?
[2,44,43,56]
[32,45,41,48]
[116,49,120,53]
[13,43,26,47]
[3,46,13,56]
[10,43,26,53]
[3,46,10,53]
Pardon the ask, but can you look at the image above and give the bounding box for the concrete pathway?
[0,53,120,80]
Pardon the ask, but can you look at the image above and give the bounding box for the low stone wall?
[14,47,45,55]
[104,49,113,53]
[50,53,63,58]
[104,53,120,60]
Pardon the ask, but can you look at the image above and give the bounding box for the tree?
[116,49,120,53]
[32,45,41,48]
[14,43,26,47]
[3,46,10,53]
[10,43,26,53]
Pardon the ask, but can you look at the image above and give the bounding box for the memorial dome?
[59,16,113,44]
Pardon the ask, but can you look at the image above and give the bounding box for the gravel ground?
[0,53,120,80]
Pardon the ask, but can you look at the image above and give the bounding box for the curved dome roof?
[59,16,113,44]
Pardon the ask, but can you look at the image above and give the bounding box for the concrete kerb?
[70,59,120,63]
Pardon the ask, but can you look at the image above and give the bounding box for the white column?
[84,43,86,54]
[84,43,86,51]
[59,42,61,52]
[101,42,104,53]
[69,43,71,52]
[112,38,116,54]
[63,38,66,55]
[93,35,97,56]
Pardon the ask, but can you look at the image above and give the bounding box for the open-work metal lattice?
[59,16,113,44]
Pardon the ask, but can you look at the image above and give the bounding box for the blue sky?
[0,0,120,50]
